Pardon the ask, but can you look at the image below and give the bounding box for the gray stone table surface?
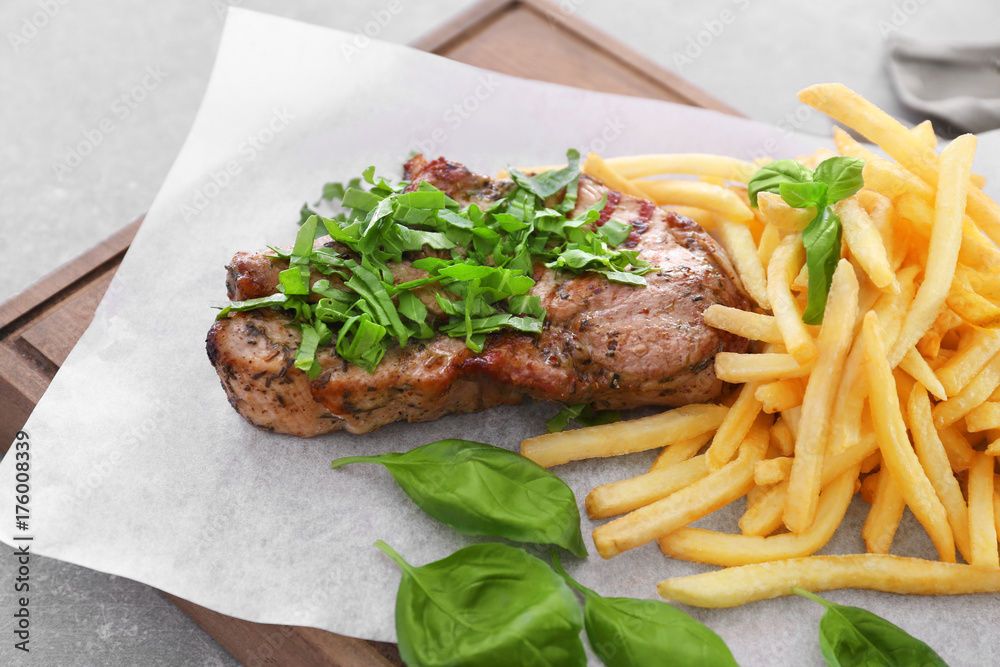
[2,1,998,665]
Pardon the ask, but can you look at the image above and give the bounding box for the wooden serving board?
[0,1,740,664]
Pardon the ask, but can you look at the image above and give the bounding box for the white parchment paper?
[2,9,998,666]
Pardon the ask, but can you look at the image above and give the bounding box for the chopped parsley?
[216,150,653,376]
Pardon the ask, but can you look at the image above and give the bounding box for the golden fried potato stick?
[831,125,879,161]
[834,196,898,293]
[968,453,1000,568]
[862,467,906,554]
[592,415,770,559]
[965,402,1000,433]
[604,153,756,183]
[757,191,815,232]
[583,152,648,198]
[898,347,948,401]
[864,312,956,562]
[757,222,781,271]
[949,271,1000,329]
[888,133,975,368]
[756,379,805,414]
[908,386,973,563]
[754,456,793,486]
[704,305,784,345]
[706,381,763,469]
[933,351,1000,429]
[521,403,727,467]
[586,454,710,520]
[715,353,813,383]
[935,330,1000,397]
[636,179,754,223]
[766,235,818,365]
[712,217,771,309]
[648,431,713,473]
[657,554,1000,608]
[660,465,859,566]
[784,260,859,534]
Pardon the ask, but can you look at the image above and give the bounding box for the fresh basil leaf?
[377,541,586,667]
[552,553,737,667]
[747,159,814,207]
[294,321,332,379]
[509,148,582,199]
[335,313,386,372]
[801,208,843,324]
[598,219,632,247]
[332,439,588,556]
[546,404,621,433]
[214,293,290,320]
[793,589,948,667]
[298,203,317,226]
[779,181,828,209]
[813,156,865,204]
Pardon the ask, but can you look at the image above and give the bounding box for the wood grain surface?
[0,1,738,664]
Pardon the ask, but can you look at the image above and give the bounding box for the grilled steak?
[207,156,750,436]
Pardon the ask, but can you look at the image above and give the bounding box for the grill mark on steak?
[207,155,751,436]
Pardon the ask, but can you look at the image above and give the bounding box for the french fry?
[965,402,1000,433]
[756,379,805,414]
[864,312,956,562]
[968,453,1000,568]
[908,386,973,562]
[706,382,763,469]
[767,235,818,365]
[911,119,937,148]
[933,352,1000,429]
[755,456,793,486]
[895,193,1000,270]
[660,465,859,566]
[888,134,975,368]
[757,191,815,232]
[785,260,859,533]
[662,205,716,228]
[863,157,934,202]
[948,270,1000,328]
[937,425,977,473]
[898,347,948,401]
[648,431,713,472]
[520,403,728,467]
[592,415,770,559]
[715,352,813,383]
[713,217,771,309]
[770,418,795,457]
[604,154,756,183]
[757,222,781,271]
[704,305,783,345]
[832,125,879,162]
[586,454,711,519]
[834,197,898,292]
[636,179,754,223]
[739,480,788,537]
[583,152,648,198]
[657,554,1000,608]
[935,330,1000,397]
[862,467,906,554]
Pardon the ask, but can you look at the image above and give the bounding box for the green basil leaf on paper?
[546,404,621,433]
[332,439,588,556]
[813,156,865,204]
[553,553,737,667]
[746,159,814,207]
[793,588,948,667]
[377,541,586,667]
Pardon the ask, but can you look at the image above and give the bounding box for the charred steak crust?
[207,155,751,436]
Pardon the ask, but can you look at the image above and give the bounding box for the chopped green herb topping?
[215,149,654,376]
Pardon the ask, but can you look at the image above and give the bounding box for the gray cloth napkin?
[888,34,1000,134]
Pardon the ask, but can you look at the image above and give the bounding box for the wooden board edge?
[0,216,143,333]
[516,0,745,117]
[162,592,403,667]
[409,0,512,52]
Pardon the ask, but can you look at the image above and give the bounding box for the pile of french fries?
[520,83,1000,608]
